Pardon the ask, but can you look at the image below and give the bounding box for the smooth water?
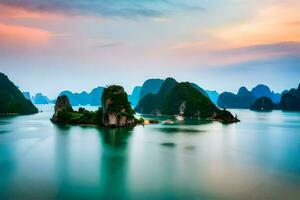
[0,105,300,200]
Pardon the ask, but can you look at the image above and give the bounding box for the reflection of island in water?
[54,125,133,199]
[100,127,133,148]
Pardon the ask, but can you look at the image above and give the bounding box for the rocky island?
[135,78,239,124]
[51,85,144,127]
[0,72,38,116]
[250,97,275,111]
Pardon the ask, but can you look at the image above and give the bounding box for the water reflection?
[154,127,204,134]
[54,125,71,198]
[52,125,134,199]
[100,127,133,148]
[98,127,133,199]
[1,106,300,199]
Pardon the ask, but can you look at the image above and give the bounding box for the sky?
[0,0,299,98]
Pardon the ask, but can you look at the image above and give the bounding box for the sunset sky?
[0,0,299,98]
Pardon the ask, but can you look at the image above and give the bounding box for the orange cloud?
[0,23,52,47]
[211,4,300,48]
[165,2,300,67]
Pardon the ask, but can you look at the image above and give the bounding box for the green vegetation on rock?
[102,85,136,127]
[52,86,142,127]
[135,78,239,123]
[0,72,38,115]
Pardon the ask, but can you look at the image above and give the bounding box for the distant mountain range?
[251,84,282,103]
[32,93,51,104]
[218,84,283,109]
[18,75,298,112]
[22,92,52,104]
[59,87,105,106]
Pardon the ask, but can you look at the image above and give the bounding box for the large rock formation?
[102,85,136,127]
[250,97,275,111]
[51,95,73,122]
[135,78,239,123]
[0,72,38,115]
[279,84,300,111]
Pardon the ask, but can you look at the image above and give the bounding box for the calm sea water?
[0,105,300,200]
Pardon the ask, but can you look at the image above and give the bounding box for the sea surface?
[0,105,300,200]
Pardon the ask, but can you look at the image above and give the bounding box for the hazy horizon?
[0,0,299,98]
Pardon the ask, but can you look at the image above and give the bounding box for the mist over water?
[0,105,300,199]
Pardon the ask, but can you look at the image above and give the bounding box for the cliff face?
[101,85,136,127]
[51,95,73,122]
[0,72,38,115]
[54,95,73,114]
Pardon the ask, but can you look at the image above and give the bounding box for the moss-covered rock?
[102,85,136,127]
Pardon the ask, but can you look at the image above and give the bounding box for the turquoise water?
[0,105,300,200]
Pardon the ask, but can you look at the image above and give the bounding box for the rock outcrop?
[51,95,73,122]
[102,85,136,127]
[250,97,275,111]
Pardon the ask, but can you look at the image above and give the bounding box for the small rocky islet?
[250,97,275,111]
